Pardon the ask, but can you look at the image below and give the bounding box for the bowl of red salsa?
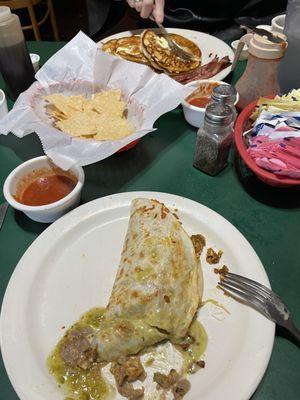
[3,156,85,223]
[181,80,239,128]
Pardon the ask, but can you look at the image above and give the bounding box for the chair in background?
[0,0,60,41]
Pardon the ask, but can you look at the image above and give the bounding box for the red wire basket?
[234,99,300,188]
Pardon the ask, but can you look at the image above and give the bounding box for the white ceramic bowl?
[30,53,40,73]
[231,40,249,61]
[3,156,85,223]
[271,14,285,34]
[181,80,239,128]
[0,89,8,119]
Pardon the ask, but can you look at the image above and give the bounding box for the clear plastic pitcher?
[0,6,35,100]
[235,32,287,110]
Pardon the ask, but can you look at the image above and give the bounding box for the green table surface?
[0,41,299,400]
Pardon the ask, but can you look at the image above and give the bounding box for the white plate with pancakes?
[99,28,234,81]
[0,191,274,400]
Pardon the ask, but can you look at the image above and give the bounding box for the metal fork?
[218,272,300,342]
[153,20,199,62]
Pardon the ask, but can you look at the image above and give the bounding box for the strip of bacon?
[174,56,231,84]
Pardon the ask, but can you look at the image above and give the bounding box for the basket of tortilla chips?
[0,32,193,169]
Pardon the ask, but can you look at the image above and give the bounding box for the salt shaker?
[193,103,233,176]
[211,84,238,123]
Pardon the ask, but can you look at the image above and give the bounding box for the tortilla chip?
[45,97,77,117]
[91,90,125,117]
[82,101,96,112]
[55,110,99,136]
[94,89,122,101]
[45,90,135,141]
[45,94,88,117]
[67,95,89,111]
[94,116,134,140]
[51,109,69,120]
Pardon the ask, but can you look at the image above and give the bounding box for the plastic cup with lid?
[271,14,286,33]
[0,5,10,21]
[30,53,40,72]
[231,40,248,60]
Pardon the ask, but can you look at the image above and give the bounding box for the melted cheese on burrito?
[106,198,202,337]
[92,199,203,361]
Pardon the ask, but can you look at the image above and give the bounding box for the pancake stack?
[101,29,201,76]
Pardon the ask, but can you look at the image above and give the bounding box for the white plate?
[99,28,234,81]
[0,192,274,400]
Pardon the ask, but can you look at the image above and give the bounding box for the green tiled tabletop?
[0,41,299,400]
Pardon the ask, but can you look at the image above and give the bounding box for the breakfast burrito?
[59,198,203,367]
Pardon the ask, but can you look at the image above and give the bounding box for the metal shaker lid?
[205,103,233,125]
[211,84,237,104]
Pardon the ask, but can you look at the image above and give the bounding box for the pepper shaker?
[193,103,233,176]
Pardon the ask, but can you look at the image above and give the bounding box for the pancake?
[102,35,149,64]
[141,30,201,75]
[59,198,203,364]
[114,36,149,64]
[101,38,118,54]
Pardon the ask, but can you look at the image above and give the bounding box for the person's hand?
[127,0,165,24]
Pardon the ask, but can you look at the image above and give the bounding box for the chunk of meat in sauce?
[172,379,191,400]
[177,335,194,351]
[111,356,146,385]
[60,326,96,369]
[191,234,206,256]
[117,382,144,400]
[188,359,205,374]
[110,356,146,400]
[206,248,223,264]
[154,369,191,399]
[153,369,181,390]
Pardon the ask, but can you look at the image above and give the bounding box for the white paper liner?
[0,31,193,169]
